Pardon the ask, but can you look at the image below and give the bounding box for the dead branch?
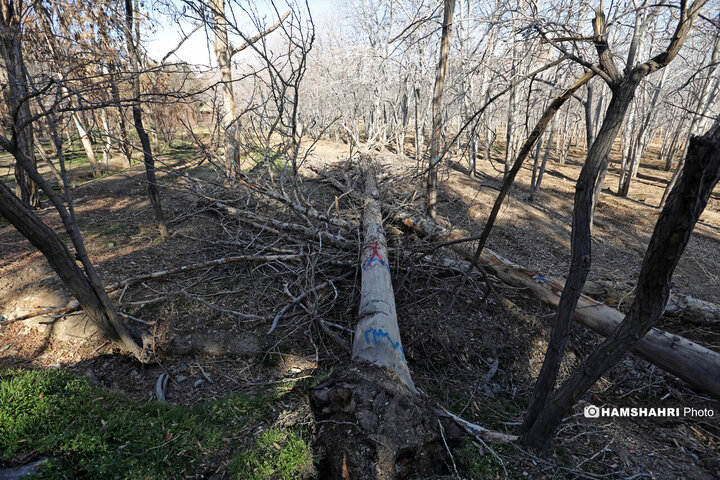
[8,254,300,322]
[268,270,355,334]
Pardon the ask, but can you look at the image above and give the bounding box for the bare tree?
[0,0,39,207]
[521,0,710,447]
[525,115,720,447]
[426,0,455,218]
[203,0,288,177]
[123,0,169,239]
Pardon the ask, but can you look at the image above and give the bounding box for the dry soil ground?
[0,137,719,479]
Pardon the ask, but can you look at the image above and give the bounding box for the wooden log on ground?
[665,294,720,325]
[391,209,720,400]
[310,166,513,479]
[584,280,720,326]
[351,170,414,389]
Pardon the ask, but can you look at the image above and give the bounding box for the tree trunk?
[72,112,102,177]
[352,170,414,389]
[522,73,644,435]
[0,0,39,208]
[529,126,554,202]
[36,6,103,178]
[101,106,112,168]
[619,68,668,197]
[108,62,133,168]
[590,153,609,225]
[523,118,720,448]
[522,0,708,436]
[414,85,422,163]
[34,137,65,194]
[584,83,596,149]
[124,0,168,240]
[311,165,465,478]
[211,0,239,176]
[0,178,145,357]
[426,0,455,218]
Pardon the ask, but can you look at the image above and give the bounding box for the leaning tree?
[521,0,711,447]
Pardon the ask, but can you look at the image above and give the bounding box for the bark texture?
[426,0,455,217]
[523,118,720,447]
[311,164,466,478]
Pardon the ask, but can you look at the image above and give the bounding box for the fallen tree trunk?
[584,279,720,326]
[392,209,720,400]
[310,166,513,479]
[665,294,720,325]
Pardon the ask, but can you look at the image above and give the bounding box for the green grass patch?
[0,368,314,479]
[228,428,314,480]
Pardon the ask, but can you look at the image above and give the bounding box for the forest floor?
[0,136,719,479]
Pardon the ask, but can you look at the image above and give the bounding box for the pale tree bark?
[504,23,519,178]
[71,112,102,177]
[426,0,455,218]
[34,134,64,194]
[352,169,414,389]
[210,0,238,175]
[583,83,597,149]
[529,123,554,202]
[458,0,476,177]
[660,120,686,171]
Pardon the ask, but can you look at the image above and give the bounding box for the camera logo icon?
[584,405,600,418]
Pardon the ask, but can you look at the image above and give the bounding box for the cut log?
[391,209,720,400]
[584,280,720,326]
[665,294,720,325]
[351,170,414,389]
[310,165,512,479]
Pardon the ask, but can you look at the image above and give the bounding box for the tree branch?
[230,10,290,58]
[639,0,710,74]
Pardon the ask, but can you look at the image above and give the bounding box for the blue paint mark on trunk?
[364,327,405,360]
